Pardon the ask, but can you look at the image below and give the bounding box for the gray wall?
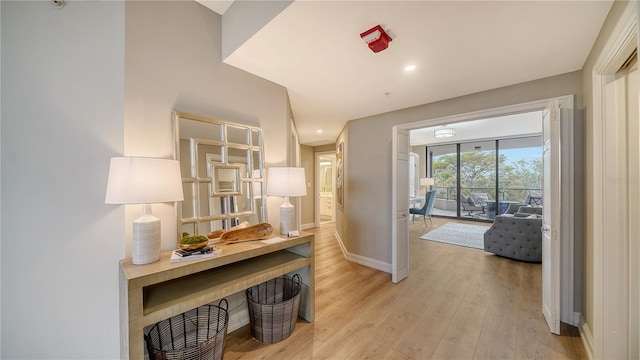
[1,1,290,358]
[337,71,583,264]
[221,0,293,60]
[1,1,125,358]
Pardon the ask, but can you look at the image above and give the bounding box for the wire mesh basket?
[144,299,229,360]
[246,274,302,343]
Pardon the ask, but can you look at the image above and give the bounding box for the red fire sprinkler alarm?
[360,25,392,53]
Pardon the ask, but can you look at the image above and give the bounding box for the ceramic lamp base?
[279,200,295,235]
[132,205,161,265]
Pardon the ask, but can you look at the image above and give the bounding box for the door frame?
[589,2,638,358]
[315,151,336,227]
[392,94,575,319]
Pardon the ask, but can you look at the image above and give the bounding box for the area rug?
[419,222,490,250]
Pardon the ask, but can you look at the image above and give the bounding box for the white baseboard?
[301,222,315,230]
[334,230,348,256]
[578,313,594,360]
[334,230,391,273]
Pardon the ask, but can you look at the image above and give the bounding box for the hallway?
[224,219,585,359]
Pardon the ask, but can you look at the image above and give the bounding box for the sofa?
[504,204,543,217]
[483,208,543,262]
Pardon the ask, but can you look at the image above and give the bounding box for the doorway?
[593,47,638,357]
[316,152,336,226]
[391,95,576,325]
[589,2,637,357]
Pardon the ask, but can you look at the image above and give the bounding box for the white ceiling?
[201,0,613,146]
[409,110,542,146]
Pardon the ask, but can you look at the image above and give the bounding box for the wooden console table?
[119,232,315,359]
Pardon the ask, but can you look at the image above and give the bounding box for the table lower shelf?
[141,250,310,326]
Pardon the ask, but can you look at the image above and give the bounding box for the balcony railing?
[428,186,541,219]
[432,186,541,203]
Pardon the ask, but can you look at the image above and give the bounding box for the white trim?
[334,230,391,273]
[314,150,336,227]
[559,96,576,326]
[573,312,582,329]
[289,119,303,231]
[590,2,638,358]
[400,98,566,131]
[597,3,638,75]
[579,313,594,360]
[591,71,607,360]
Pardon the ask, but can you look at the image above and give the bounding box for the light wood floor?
[224,217,586,359]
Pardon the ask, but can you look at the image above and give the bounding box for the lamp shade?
[420,177,435,186]
[105,157,184,204]
[266,167,307,197]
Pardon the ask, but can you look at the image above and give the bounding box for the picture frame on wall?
[336,141,344,206]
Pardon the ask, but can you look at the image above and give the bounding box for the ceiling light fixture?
[434,126,455,138]
[404,64,416,71]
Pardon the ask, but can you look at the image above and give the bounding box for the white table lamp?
[420,177,434,193]
[105,157,184,265]
[266,167,307,235]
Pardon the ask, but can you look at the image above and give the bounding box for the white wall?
[1,1,125,358]
[1,1,291,358]
[0,2,3,356]
[221,0,293,60]
[124,0,290,255]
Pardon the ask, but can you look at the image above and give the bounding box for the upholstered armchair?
[410,189,437,227]
[483,214,542,262]
[460,194,484,217]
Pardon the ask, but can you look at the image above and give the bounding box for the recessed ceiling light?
[315,129,323,135]
[404,64,416,72]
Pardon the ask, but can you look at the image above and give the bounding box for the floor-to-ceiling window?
[427,136,542,221]
[459,140,496,219]
[498,137,543,204]
[429,144,457,217]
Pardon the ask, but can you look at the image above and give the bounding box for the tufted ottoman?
[483,215,542,262]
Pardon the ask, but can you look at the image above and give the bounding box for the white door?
[392,127,410,283]
[542,100,561,334]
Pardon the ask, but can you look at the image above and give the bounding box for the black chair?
[524,195,543,206]
[410,190,437,227]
